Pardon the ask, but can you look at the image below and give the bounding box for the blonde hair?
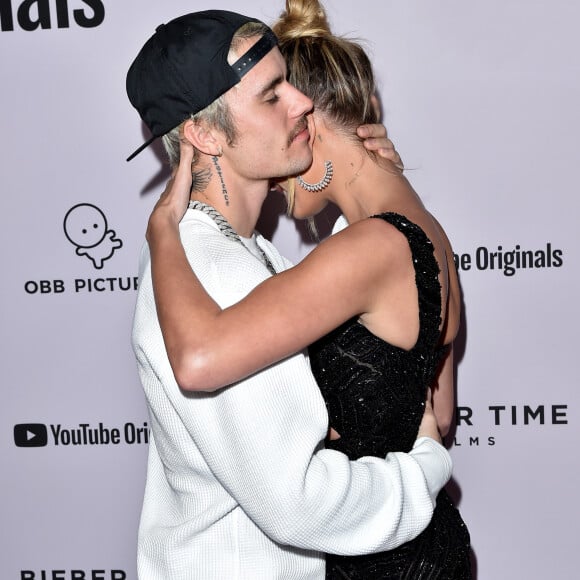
[272,0,378,217]
[273,0,378,131]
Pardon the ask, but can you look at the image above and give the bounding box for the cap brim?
[126,134,157,162]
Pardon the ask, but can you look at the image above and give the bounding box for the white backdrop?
[1,1,578,578]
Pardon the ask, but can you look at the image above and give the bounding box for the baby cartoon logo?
[64,203,123,269]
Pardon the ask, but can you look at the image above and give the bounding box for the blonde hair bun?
[274,0,331,41]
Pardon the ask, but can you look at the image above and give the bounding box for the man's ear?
[182,119,221,156]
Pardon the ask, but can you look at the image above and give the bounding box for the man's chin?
[290,154,313,179]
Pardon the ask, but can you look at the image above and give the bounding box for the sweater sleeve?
[178,370,451,555]
[135,217,452,555]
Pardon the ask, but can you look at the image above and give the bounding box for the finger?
[174,135,195,182]
[378,146,402,165]
[361,136,395,153]
[357,123,387,139]
[357,125,370,138]
[163,139,195,200]
[361,136,374,148]
[375,145,404,171]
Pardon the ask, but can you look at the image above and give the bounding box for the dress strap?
[370,212,443,350]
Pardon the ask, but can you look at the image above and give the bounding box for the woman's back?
[309,212,471,579]
[350,168,460,353]
[312,212,447,455]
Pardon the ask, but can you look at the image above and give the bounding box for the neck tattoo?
[187,200,276,275]
[211,156,230,206]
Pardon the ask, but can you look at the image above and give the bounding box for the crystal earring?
[296,160,333,193]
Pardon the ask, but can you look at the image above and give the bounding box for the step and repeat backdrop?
[1,1,578,578]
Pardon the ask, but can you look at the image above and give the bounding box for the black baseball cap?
[126,10,278,161]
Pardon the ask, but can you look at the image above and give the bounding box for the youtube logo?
[14,424,48,447]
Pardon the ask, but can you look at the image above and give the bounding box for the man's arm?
[180,354,451,554]
[357,123,404,171]
[139,230,451,555]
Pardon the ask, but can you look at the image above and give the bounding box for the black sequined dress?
[309,213,471,579]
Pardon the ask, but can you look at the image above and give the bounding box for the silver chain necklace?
[187,200,276,275]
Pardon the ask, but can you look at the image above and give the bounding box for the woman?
[147,1,471,577]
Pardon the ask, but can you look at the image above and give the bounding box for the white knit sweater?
[132,209,452,579]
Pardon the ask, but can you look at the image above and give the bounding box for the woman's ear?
[182,119,221,156]
[370,93,382,122]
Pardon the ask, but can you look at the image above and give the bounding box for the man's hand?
[357,123,404,172]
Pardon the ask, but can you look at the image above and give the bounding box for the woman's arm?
[427,214,461,436]
[150,203,402,392]
[431,345,455,437]
[148,142,410,392]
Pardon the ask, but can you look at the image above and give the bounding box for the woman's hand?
[327,427,341,441]
[357,123,404,172]
[146,128,196,243]
[417,388,442,444]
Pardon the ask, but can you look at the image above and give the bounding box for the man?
[127,10,452,579]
